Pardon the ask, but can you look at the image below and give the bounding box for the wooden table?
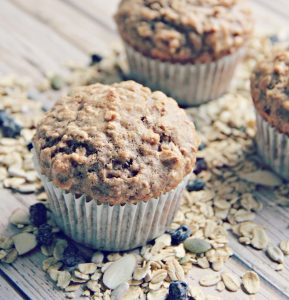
[0,1,289,299]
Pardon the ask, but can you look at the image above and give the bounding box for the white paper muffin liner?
[255,113,289,179]
[33,151,189,251]
[125,44,244,106]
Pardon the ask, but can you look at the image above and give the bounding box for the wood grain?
[0,0,87,79]
[0,272,25,300]
[0,0,289,299]
[11,0,117,55]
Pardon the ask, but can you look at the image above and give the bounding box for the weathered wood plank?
[0,0,87,79]
[11,0,117,55]
[0,272,25,300]
[62,0,119,32]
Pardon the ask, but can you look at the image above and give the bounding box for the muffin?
[33,81,199,250]
[251,49,289,179]
[115,0,253,106]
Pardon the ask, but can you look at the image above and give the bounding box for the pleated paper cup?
[125,44,244,106]
[255,113,289,180]
[33,150,189,251]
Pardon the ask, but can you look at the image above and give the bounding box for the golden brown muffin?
[251,49,289,135]
[33,81,199,205]
[115,0,253,64]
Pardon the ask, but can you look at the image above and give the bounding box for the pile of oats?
[0,31,289,300]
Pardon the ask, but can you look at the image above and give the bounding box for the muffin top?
[115,0,253,63]
[33,81,199,205]
[251,49,289,135]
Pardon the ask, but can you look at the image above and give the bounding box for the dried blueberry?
[29,203,47,226]
[171,225,192,245]
[193,157,207,175]
[198,142,206,151]
[62,244,80,267]
[26,142,33,151]
[0,110,22,138]
[186,179,205,192]
[36,224,54,245]
[168,281,188,300]
[90,53,103,65]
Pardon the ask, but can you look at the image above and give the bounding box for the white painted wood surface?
[0,0,289,299]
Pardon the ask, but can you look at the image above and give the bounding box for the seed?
[9,208,30,225]
[251,227,269,250]
[73,271,89,281]
[266,244,284,263]
[103,254,136,289]
[0,250,7,260]
[12,232,37,255]
[50,75,64,90]
[133,264,150,281]
[279,240,289,255]
[147,288,168,300]
[184,238,211,254]
[199,274,221,287]
[221,272,240,292]
[242,271,260,294]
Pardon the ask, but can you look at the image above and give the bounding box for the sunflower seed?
[147,288,168,300]
[184,238,211,254]
[150,269,167,284]
[242,271,260,294]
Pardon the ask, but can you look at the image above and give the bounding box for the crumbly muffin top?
[251,49,289,135]
[33,81,199,205]
[115,0,253,63]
